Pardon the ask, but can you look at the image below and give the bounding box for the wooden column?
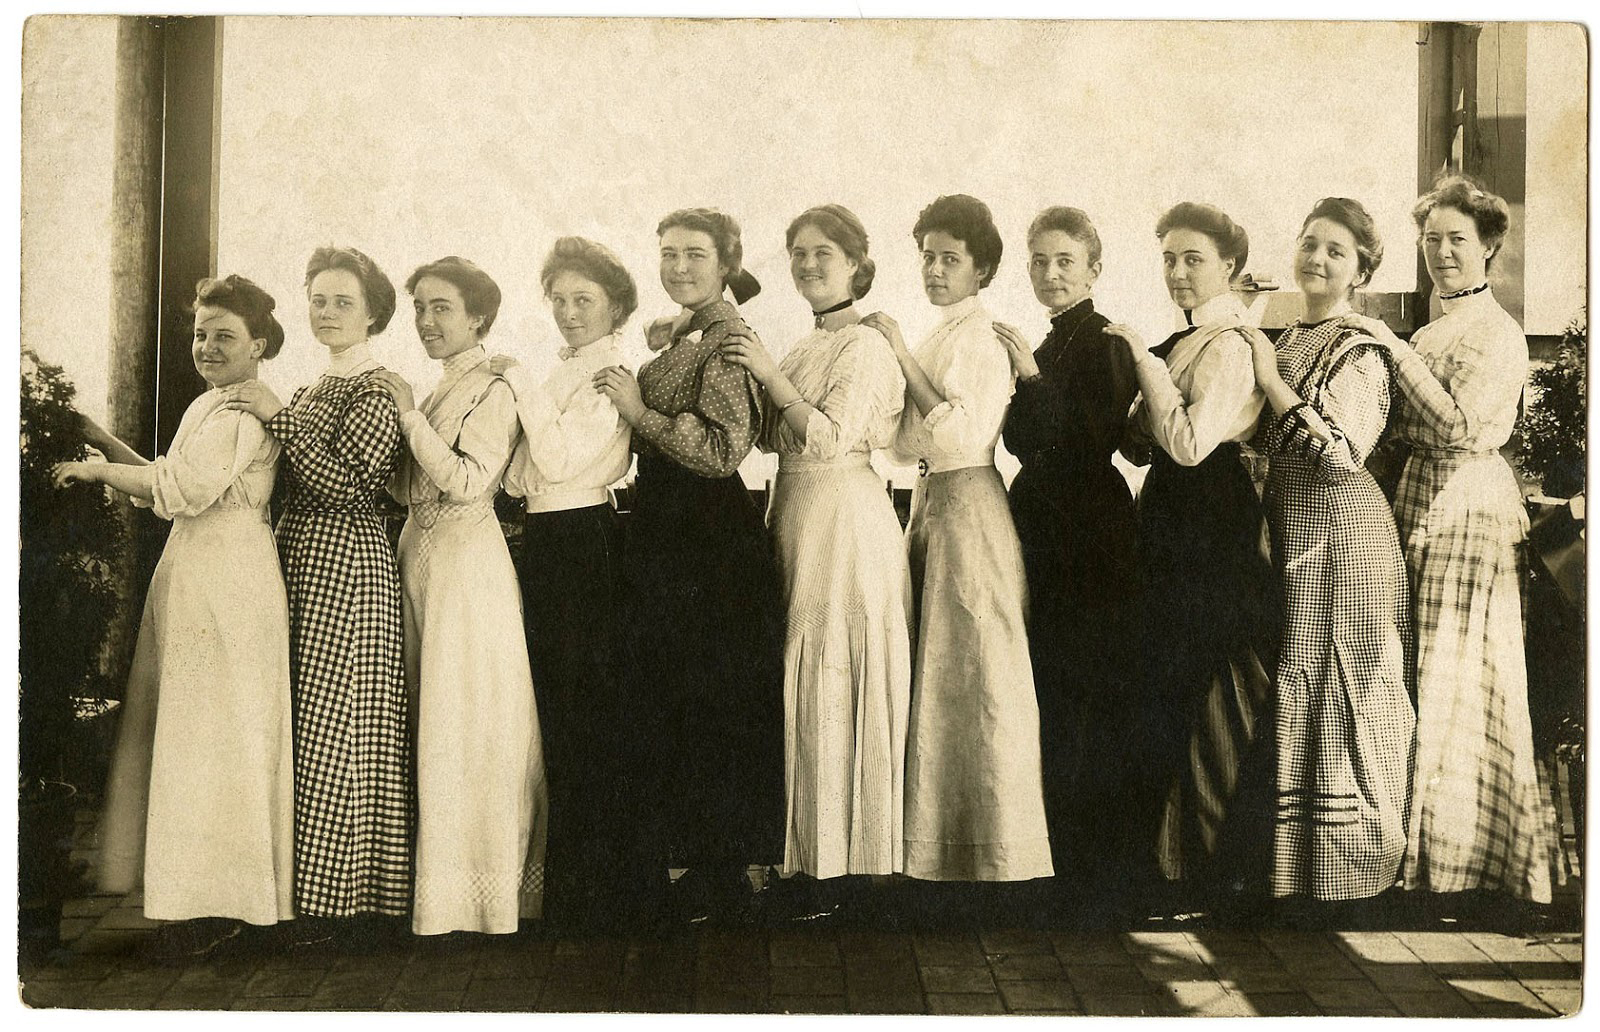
[156,16,224,453]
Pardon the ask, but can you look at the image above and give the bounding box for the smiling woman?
[55,275,295,959]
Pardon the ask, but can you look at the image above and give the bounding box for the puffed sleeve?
[1135,329,1260,466]
[266,382,402,505]
[149,406,270,520]
[1265,342,1393,481]
[633,321,762,478]
[503,363,625,488]
[1004,331,1137,460]
[921,323,1015,460]
[399,379,520,503]
[1393,316,1527,450]
[794,328,900,462]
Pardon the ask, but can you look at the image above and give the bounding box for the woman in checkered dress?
[1108,202,1277,906]
[1246,198,1415,903]
[594,209,786,917]
[1343,176,1561,906]
[228,246,412,924]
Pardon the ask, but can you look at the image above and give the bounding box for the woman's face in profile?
[659,227,727,310]
[547,270,618,349]
[308,267,374,352]
[1160,228,1232,311]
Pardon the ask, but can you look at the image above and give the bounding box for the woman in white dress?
[373,257,545,936]
[56,275,295,957]
[720,204,912,907]
[865,194,1054,887]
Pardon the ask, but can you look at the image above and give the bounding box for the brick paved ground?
[19,813,1584,1015]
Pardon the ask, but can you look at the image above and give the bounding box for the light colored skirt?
[98,507,295,925]
[903,465,1054,881]
[769,456,912,879]
[401,501,547,935]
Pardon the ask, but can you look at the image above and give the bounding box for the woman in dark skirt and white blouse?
[595,208,786,920]
[493,237,648,932]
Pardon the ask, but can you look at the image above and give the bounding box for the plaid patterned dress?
[1391,287,1560,903]
[1258,318,1415,901]
[267,365,412,918]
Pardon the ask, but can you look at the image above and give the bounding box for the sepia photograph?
[13,8,1589,1017]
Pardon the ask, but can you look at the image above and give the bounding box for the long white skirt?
[401,502,546,935]
[769,457,913,879]
[98,507,296,925]
[903,466,1054,881]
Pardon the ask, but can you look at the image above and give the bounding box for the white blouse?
[501,334,632,513]
[1132,291,1265,467]
[760,322,905,467]
[395,346,520,506]
[889,295,1015,473]
[138,390,280,519]
[1394,287,1528,454]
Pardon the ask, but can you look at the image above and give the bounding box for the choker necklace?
[813,298,854,328]
[1439,282,1490,301]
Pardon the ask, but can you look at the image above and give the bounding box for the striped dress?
[760,319,911,879]
[266,357,412,918]
[1390,286,1560,903]
[1258,317,1415,901]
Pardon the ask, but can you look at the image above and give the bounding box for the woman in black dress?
[995,207,1140,920]
[1107,203,1278,912]
[594,208,786,920]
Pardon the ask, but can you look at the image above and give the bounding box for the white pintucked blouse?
[889,294,1016,473]
[760,322,905,467]
[500,334,632,513]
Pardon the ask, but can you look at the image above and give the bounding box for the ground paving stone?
[911,932,986,966]
[846,989,927,1013]
[988,951,1065,980]
[926,991,1005,1014]
[770,993,849,1013]
[1231,989,1318,1015]
[997,977,1079,1011]
[919,963,997,994]
[1080,990,1179,1015]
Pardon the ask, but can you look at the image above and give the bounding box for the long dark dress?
[1130,314,1279,897]
[623,299,786,870]
[266,366,412,918]
[1001,298,1140,887]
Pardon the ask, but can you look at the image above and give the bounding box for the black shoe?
[151,918,243,964]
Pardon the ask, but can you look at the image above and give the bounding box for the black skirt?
[1131,443,1280,889]
[521,502,660,927]
[620,452,786,869]
[1009,456,1140,883]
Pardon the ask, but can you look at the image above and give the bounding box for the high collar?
[1049,296,1096,333]
[936,293,983,324]
[1295,298,1355,326]
[1440,284,1494,315]
[561,331,623,363]
[440,344,487,381]
[324,340,377,378]
[1186,291,1247,327]
[687,297,739,335]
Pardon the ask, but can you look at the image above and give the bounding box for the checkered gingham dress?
[267,370,413,918]
[1390,288,1561,904]
[1259,319,1415,901]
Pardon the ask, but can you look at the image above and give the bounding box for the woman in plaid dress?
[594,209,786,920]
[1246,199,1415,904]
[1343,176,1560,906]
[228,246,412,928]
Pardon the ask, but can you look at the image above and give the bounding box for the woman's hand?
[1338,314,1409,354]
[370,371,417,415]
[1102,323,1148,360]
[219,379,284,422]
[593,365,646,424]
[51,461,97,489]
[861,312,908,358]
[992,322,1041,380]
[487,355,520,377]
[719,328,780,385]
[1241,325,1282,384]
